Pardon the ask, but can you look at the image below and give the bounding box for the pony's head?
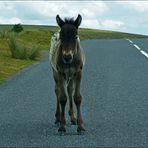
[56,14,82,64]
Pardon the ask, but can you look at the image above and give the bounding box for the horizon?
[1,23,147,36]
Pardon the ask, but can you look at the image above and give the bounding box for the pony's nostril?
[63,55,72,63]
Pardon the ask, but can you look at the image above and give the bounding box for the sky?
[0,1,148,35]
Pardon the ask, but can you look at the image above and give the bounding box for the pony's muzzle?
[63,54,73,64]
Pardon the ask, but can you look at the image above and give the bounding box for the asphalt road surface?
[0,39,148,147]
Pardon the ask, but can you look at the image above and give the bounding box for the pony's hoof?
[71,118,77,125]
[77,126,86,134]
[58,127,66,134]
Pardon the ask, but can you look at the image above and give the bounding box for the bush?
[8,35,19,58]
[8,35,40,60]
[12,24,24,33]
[29,47,40,60]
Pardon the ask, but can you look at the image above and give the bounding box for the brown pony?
[49,14,85,133]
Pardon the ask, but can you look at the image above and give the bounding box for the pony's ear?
[56,14,65,27]
[74,14,82,28]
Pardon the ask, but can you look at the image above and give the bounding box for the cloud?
[117,1,148,12]
[82,19,100,29]
[28,1,108,18]
[9,17,22,24]
[0,1,108,25]
[0,2,16,18]
[100,20,124,30]
[0,17,21,24]
[80,18,124,31]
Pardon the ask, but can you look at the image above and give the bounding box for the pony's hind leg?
[53,70,61,125]
[67,80,77,125]
[54,86,61,124]
[74,71,85,133]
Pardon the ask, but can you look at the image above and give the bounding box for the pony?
[49,14,85,133]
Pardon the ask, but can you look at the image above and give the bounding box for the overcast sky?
[0,1,148,35]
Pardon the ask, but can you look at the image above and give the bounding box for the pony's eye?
[75,36,78,39]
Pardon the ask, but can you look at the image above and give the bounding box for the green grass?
[0,38,33,82]
[0,24,148,83]
[79,28,148,40]
[8,35,40,60]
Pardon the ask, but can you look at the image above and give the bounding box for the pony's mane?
[64,17,75,25]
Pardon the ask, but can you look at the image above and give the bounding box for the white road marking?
[140,50,148,58]
[126,38,148,59]
[129,40,133,43]
[125,38,129,41]
[125,38,133,43]
[133,44,141,51]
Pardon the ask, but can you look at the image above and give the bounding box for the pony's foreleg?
[53,70,61,125]
[74,71,85,133]
[68,80,77,125]
[58,76,67,133]
[54,85,61,124]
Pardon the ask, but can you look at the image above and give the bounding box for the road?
[0,39,148,147]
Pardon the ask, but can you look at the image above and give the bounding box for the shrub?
[8,35,40,60]
[8,35,19,58]
[12,24,24,33]
[29,47,40,60]
[18,46,28,60]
